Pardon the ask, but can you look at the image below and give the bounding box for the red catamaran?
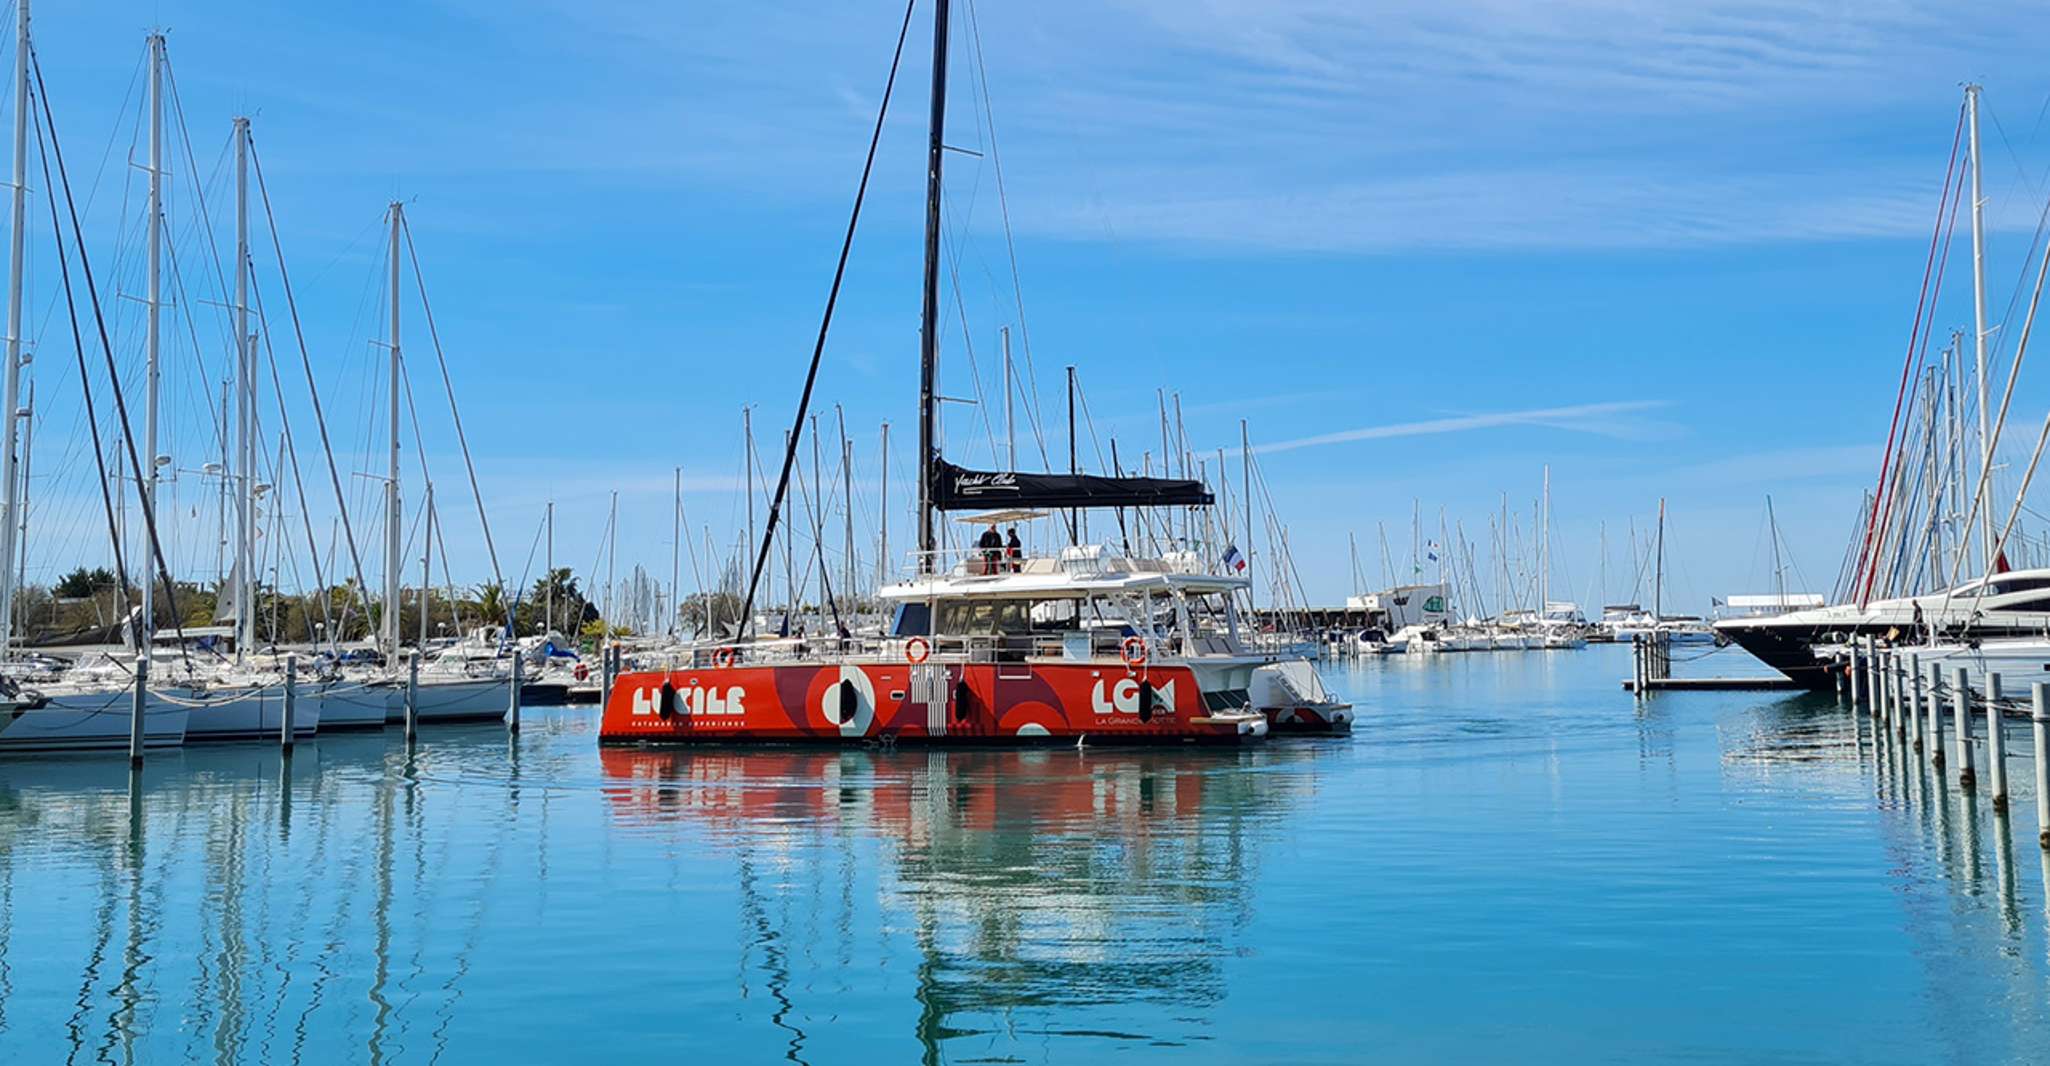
[599,0,1342,747]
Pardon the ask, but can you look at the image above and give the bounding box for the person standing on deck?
[976,525,1004,574]
[1005,528,1023,573]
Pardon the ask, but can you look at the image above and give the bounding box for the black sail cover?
[929,459,1214,511]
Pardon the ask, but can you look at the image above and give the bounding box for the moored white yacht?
[1716,568,2050,688]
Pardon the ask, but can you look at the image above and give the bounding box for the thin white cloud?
[1255,400,1671,454]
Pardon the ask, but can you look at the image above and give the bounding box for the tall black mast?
[915,0,950,574]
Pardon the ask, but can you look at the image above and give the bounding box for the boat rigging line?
[400,219,509,631]
[29,40,193,671]
[247,134,376,633]
[736,0,917,637]
[1855,100,1967,606]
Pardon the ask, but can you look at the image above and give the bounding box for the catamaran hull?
[600,661,1267,745]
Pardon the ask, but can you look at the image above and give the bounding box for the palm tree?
[475,581,507,634]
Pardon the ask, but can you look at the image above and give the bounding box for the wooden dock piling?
[2033,682,2050,849]
[1908,654,1925,751]
[1952,666,1973,789]
[1987,673,2007,811]
[1923,659,1942,765]
[281,655,297,755]
[130,655,148,768]
[1849,647,1864,706]
[405,652,420,742]
[506,651,523,734]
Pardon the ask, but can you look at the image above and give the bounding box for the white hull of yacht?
[306,681,397,730]
[176,684,323,741]
[1879,639,2050,707]
[0,689,190,752]
[385,676,510,724]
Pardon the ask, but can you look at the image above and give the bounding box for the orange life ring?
[713,646,737,669]
[905,636,932,665]
[573,662,589,682]
[1120,635,1148,667]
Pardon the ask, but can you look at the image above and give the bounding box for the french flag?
[1222,545,1246,572]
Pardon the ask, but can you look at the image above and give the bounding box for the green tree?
[54,566,118,599]
[519,568,593,635]
[474,581,508,632]
[679,590,744,639]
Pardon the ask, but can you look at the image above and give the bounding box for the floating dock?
[1621,676,1802,693]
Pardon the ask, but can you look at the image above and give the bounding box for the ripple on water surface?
[0,646,2047,1063]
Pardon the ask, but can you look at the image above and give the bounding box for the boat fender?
[838,679,858,725]
[659,680,677,718]
[573,662,589,682]
[954,679,972,722]
[1137,682,1155,722]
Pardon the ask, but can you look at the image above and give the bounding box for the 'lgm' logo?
[1090,678,1176,716]
[633,684,747,716]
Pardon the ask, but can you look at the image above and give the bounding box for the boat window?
[1989,592,2050,613]
[890,602,931,637]
[1028,598,1079,629]
[934,601,1000,634]
[1988,576,2050,598]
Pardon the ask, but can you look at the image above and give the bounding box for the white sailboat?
[0,18,190,753]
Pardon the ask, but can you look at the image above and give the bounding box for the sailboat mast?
[142,32,164,648]
[384,202,403,658]
[743,406,755,589]
[420,483,432,649]
[877,420,889,585]
[1654,497,1666,620]
[1967,83,1994,569]
[0,0,27,658]
[233,116,253,663]
[544,500,553,633]
[1767,494,1784,607]
[915,0,950,573]
[607,490,617,633]
[1067,365,1078,544]
[1540,465,1550,611]
[1001,325,1014,468]
[13,381,29,631]
[839,406,853,605]
[670,466,680,636]
[1240,420,1251,605]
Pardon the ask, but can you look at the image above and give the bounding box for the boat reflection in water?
[599,745,1317,1058]
[0,719,1328,1064]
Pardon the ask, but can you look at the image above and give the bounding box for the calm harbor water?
[2,646,2048,1064]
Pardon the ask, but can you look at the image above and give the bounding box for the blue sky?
[14,0,2050,617]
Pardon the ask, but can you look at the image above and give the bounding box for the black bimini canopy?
[929,460,1213,511]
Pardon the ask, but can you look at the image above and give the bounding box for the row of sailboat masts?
[0,23,205,663]
[0,15,484,667]
[1855,82,2003,604]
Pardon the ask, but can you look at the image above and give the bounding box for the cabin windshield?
[893,597,1084,638]
[889,602,931,638]
[932,598,1081,635]
[1985,575,2050,599]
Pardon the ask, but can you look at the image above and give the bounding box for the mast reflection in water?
[0,724,1322,1064]
[599,746,1310,1061]
[8,650,2050,1063]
